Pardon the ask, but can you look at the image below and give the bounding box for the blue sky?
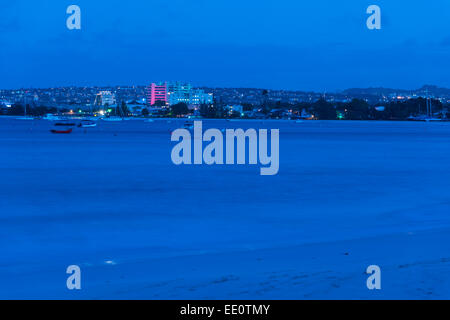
[1,0,449,90]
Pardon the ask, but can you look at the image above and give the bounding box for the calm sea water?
[1,117,450,298]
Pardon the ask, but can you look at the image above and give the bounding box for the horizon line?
[0,83,447,94]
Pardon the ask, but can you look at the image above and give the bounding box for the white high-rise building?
[167,82,213,107]
[95,91,116,107]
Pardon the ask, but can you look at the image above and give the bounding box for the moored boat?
[43,114,64,121]
[50,128,73,134]
[102,117,123,122]
[55,122,76,127]
[78,120,97,128]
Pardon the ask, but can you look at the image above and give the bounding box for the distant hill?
[342,85,450,97]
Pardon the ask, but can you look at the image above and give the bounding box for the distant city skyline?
[2,83,450,94]
[1,1,450,90]
[2,84,449,110]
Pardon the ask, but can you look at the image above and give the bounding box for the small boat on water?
[43,114,64,121]
[55,122,76,127]
[50,128,73,134]
[183,121,194,130]
[102,117,123,122]
[78,120,97,128]
[407,115,443,122]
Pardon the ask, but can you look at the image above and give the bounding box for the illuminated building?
[167,82,213,107]
[146,82,167,106]
[94,91,116,106]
